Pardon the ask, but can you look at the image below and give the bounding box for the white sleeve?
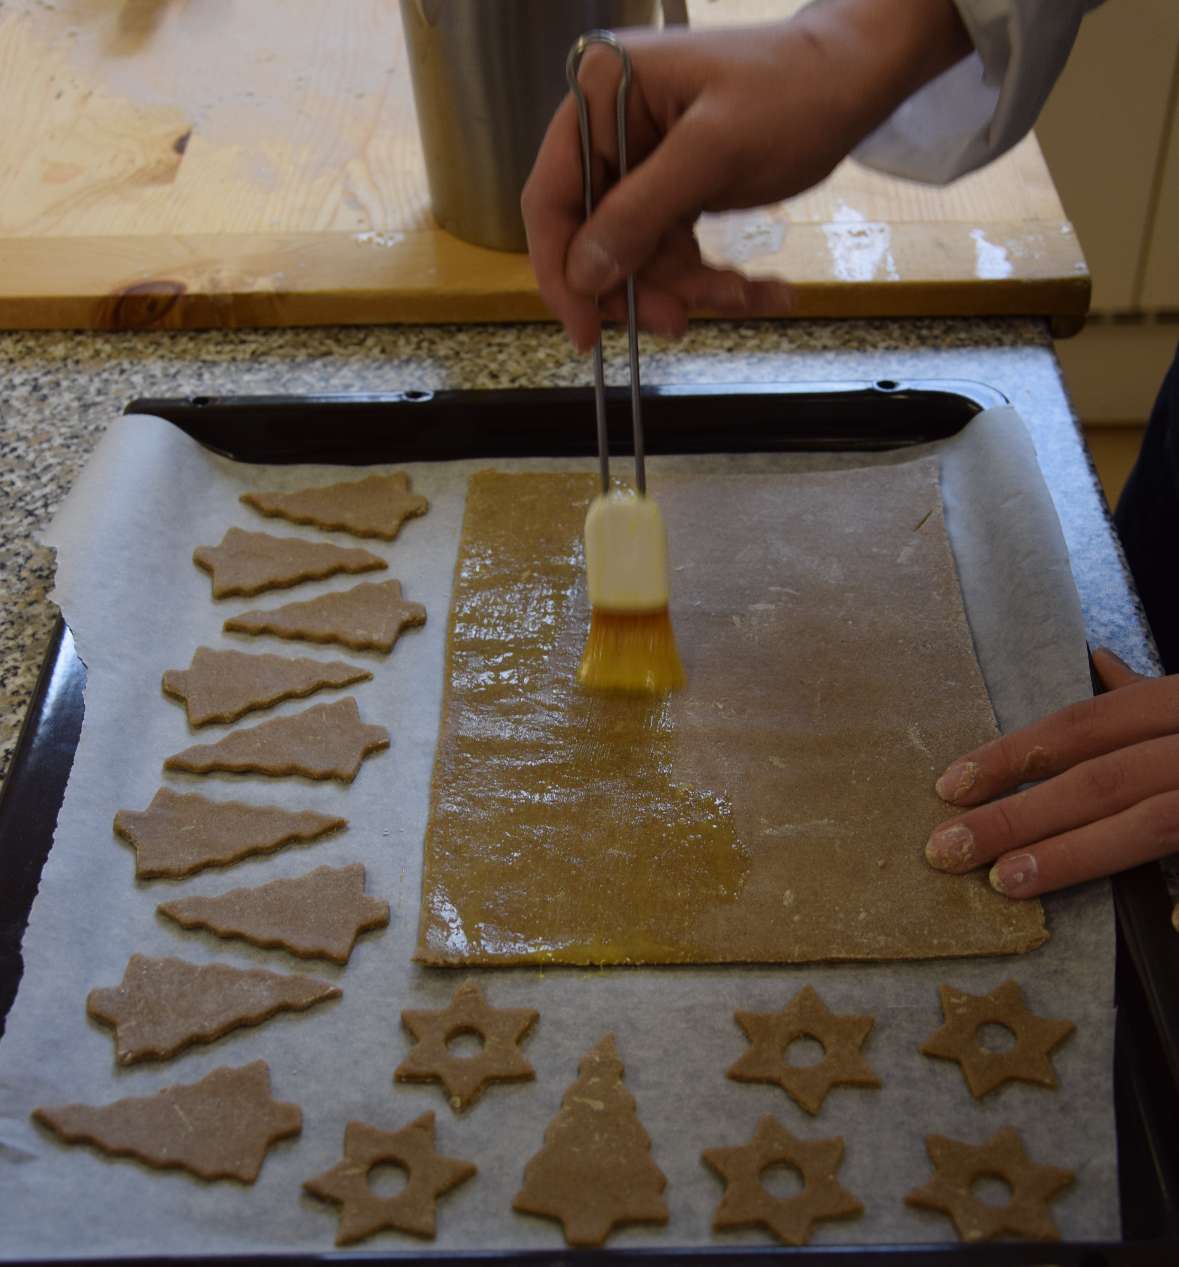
[851,0,1104,186]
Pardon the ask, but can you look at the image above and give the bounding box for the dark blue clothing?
[1115,340,1179,674]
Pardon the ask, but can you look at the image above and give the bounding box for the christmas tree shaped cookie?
[241,472,428,541]
[224,580,426,654]
[114,788,347,879]
[87,954,340,1064]
[193,528,386,598]
[158,864,389,964]
[513,1033,668,1246]
[33,1061,301,1183]
[163,697,389,782]
[162,646,371,726]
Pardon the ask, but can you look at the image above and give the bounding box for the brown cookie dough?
[241,472,428,541]
[113,788,347,879]
[158,864,390,964]
[513,1034,668,1246]
[32,1061,301,1183]
[702,1115,862,1245]
[162,646,371,727]
[193,527,386,598]
[395,981,537,1111]
[920,980,1075,1097]
[224,579,426,653]
[726,986,881,1114]
[905,1127,1074,1241]
[163,697,389,783]
[304,1112,476,1245]
[87,954,340,1065]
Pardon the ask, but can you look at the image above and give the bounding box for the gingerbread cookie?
[163,697,389,783]
[33,1061,300,1183]
[193,528,386,598]
[304,1112,476,1245]
[158,864,389,964]
[241,472,428,541]
[726,986,880,1114]
[114,789,346,879]
[224,579,426,654]
[920,980,1074,1097]
[702,1115,862,1245]
[905,1127,1074,1241]
[513,1034,668,1246]
[395,981,537,1111]
[87,954,340,1064]
[162,646,371,727]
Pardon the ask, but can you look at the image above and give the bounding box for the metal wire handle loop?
[566,31,646,496]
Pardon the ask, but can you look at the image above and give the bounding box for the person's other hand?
[521,0,970,351]
[926,648,1179,931]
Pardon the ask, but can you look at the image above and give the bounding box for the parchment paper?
[0,405,1116,1255]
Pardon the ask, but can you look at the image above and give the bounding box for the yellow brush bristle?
[577,607,684,693]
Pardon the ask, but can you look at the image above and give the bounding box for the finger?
[565,103,734,295]
[926,734,1179,873]
[598,283,689,339]
[984,789,1179,898]
[1092,645,1147,691]
[520,94,604,352]
[1173,900,1178,933]
[935,674,1179,807]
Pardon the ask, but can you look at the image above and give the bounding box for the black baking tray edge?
[1,381,1176,1267]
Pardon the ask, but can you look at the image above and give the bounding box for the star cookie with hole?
[395,980,538,1111]
[726,986,880,1114]
[702,1115,862,1245]
[919,980,1074,1097]
[905,1127,1074,1241]
[304,1113,475,1245]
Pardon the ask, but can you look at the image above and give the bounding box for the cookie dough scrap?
[395,980,538,1111]
[513,1034,668,1246]
[241,472,428,541]
[726,986,881,1114]
[158,864,390,964]
[702,1115,862,1246]
[163,646,372,727]
[905,1127,1074,1241]
[193,527,386,598]
[163,697,389,783]
[114,788,347,879]
[32,1061,300,1183]
[87,954,340,1065]
[920,980,1075,1097]
[225,579,426,654]
[304,1113,476,1245]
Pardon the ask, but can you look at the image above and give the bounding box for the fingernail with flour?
[925,824,975,870]
[990,853,1038,897]
[935,760,978,802]
[568,238,621,293]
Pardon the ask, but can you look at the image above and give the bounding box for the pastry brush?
[567,32,684,694]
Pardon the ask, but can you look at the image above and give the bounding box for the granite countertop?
[0,315,1158,786]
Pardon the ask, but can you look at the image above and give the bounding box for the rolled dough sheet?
[417,460,1045,965]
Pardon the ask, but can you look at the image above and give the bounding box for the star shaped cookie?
[920,979,1074,1097]
[905,1127,1074,1241]
[726,986,880,1114]
[395,981,538,1111]
[304,1113,475,1245]
[702,1115,862,1245]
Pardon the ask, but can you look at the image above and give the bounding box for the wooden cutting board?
[0,0,1088,332]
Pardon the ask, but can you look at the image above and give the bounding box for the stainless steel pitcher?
[400,0,687,252]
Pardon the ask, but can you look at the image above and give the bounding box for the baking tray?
[1,380,1177,1267]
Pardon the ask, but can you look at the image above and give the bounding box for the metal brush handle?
[566,31,646,496]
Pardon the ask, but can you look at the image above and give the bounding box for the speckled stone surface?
[0,316,1160,788]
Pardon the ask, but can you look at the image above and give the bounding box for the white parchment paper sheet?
[0,405,1116,1256]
